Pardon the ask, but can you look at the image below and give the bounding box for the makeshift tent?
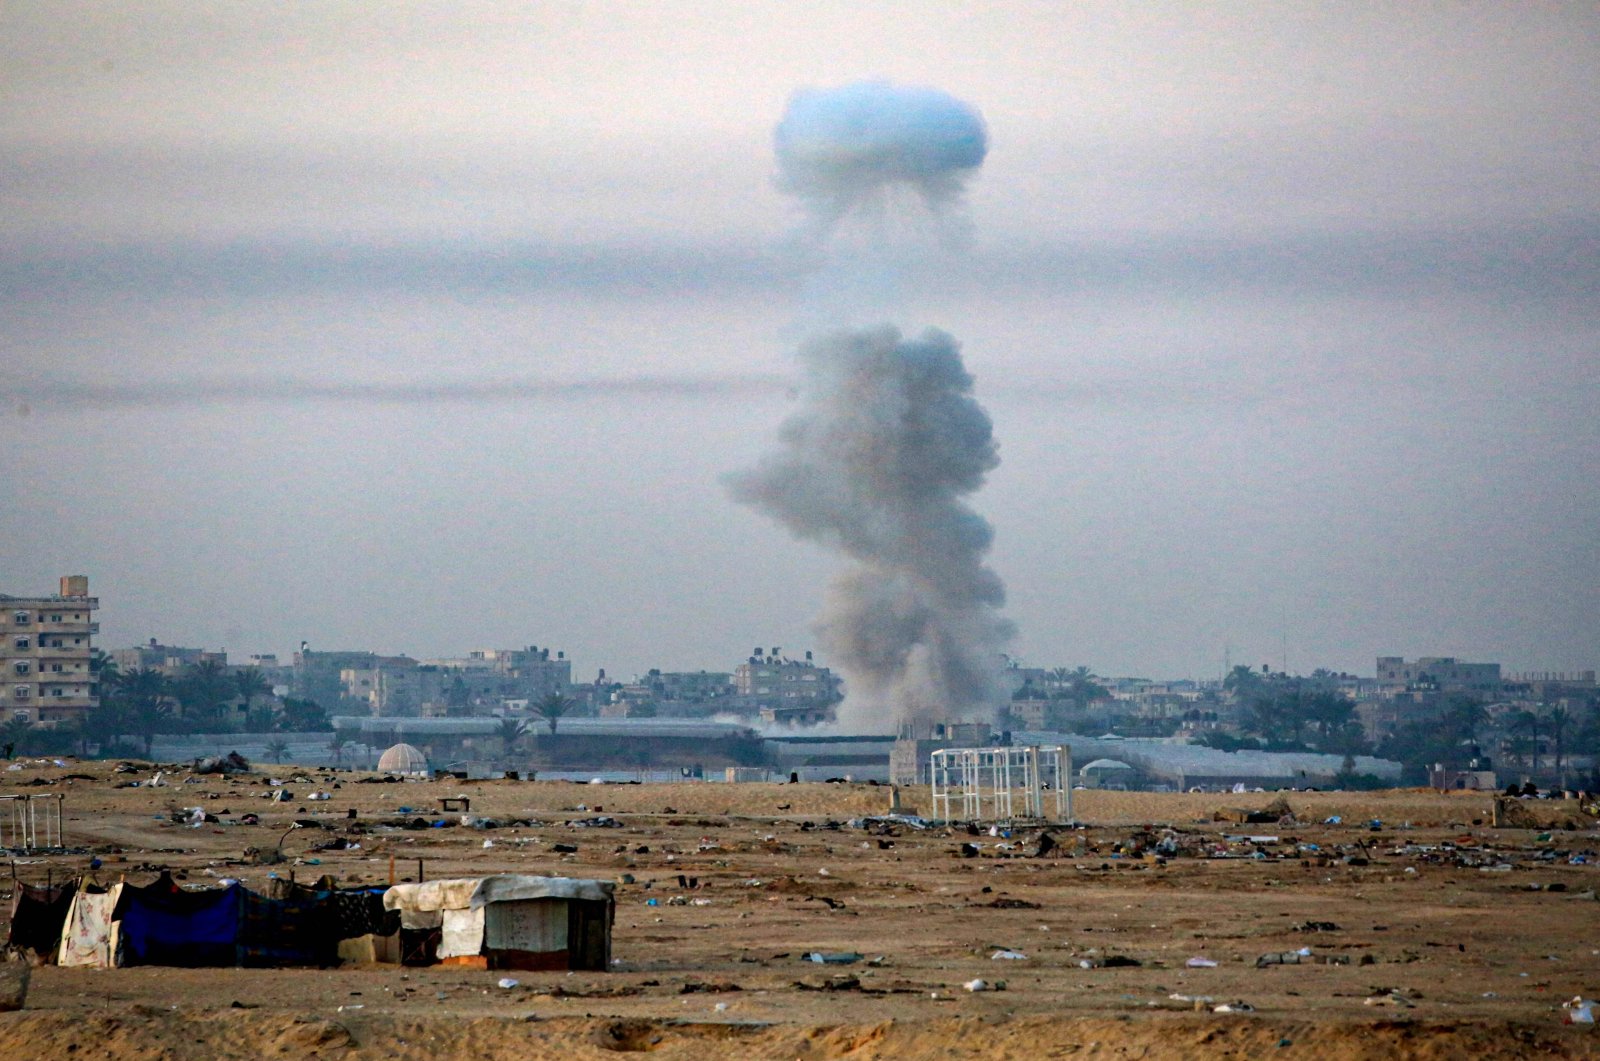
[7,881,75,962]
[49,874,398,969]
[116,877,244,967]
[383,875,614,971]
[57,883,123,968]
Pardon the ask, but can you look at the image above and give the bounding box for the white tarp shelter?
[383,874,614,971]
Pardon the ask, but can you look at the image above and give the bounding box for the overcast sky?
[3,3,1597,683]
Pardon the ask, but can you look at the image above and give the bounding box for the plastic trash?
[1186,956,1219,968]
[991,950,1027,961]
[965,978,1006,991]
[497,978,520,989]
[1565,997,1595,1025]
[806,952,862,964]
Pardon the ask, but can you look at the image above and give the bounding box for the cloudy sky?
[3,2,1597,685]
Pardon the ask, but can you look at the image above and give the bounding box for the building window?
[50,687,63,697]
[12,612,28,625]
[14,686,30,700]
[12,637,26,651]
[12,662,29,676]
[11,711,28,723]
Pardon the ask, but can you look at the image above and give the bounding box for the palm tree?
[119,668,174,758]
[264,738,291,763]
[327,735,348,767]
[1443,696,1489,744]
[535,692,575,737]
[0,718,31,758]
[1065,666,1109,706]
[1511,710,1542,770]
[496,716,528,750]
[1224,665,1263,700]
[233,668,274,724]
[90,650,120,701]
[177,658,234,731]
[1544,706,1571,774]
[1304,690,1355,747]
[494,717,528,767]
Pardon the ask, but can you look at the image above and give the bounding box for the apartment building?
[734,648,840,703]
[0,575,99,726]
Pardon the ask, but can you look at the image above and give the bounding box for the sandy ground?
[2,758,1598,1059]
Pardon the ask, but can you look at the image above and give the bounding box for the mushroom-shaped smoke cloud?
[775,81,988,226]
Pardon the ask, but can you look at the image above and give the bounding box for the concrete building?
[890,720,994,785]
[733,648,841,718]
[1376,656,1502,697]
[339,647,573,718]
[1,575,99,726]
[111,639,227,676]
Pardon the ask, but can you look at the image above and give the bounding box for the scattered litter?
[1565,997,1595,1025]
[1213,1001,1254,1013]
[497,978,520,989]
[963,978,1005,992]
[991,950,1027,961]
[1080,955,1142,969]
[805,952,862,965]
[1364,988,1416,1008]
[1186,956,1219,968]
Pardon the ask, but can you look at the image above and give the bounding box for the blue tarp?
[116,880,243,967]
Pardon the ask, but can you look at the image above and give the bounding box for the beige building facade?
[1,575,99,726]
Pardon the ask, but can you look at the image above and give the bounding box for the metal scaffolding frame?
[0,793,64,850]
[929,745,1072,823]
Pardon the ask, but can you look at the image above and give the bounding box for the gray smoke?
[727,326,1012,732]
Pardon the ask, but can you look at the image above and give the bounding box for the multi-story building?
[339,647,574,717]
[111,639,227,676]
[1,575,99,726]
[1376,656,1502,697]
[734,648,841,704]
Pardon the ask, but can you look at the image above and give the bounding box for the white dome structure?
[377,742,429,776]
[1080,758,1134,774]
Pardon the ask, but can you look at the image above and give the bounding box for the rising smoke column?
[731,82,1010,733]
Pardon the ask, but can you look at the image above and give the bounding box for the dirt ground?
[2,758,1598,1059]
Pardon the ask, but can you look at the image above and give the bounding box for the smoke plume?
[727,326,1012,732]
[736,80,1009,733]
[775,81,988,232]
